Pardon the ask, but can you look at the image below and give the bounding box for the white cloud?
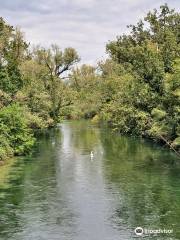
[0,0,179,64]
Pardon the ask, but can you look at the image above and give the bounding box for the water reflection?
[0,121,179,240]
[100,129,180,239]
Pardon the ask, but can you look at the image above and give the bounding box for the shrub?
[172,137,180,150]
[151,108,167,121]
[0,104,35,156]
[0,135,13,161]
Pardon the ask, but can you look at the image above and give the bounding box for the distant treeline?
[0,4,179,161]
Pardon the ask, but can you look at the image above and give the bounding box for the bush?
[0,135,13,161]
[26,111,48,129]
[172,137,180,150]
[151,108,167,121]
[91,114,100,124]
[0,104,35,156]
[101,103,151,135]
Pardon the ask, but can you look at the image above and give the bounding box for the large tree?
[0,18,28,94]
[28,45,80,122]
[103,4,180,151]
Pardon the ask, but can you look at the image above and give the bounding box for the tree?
[103,5,180,151]
[0,19,28,94]
[32,45,80,122]
[68,64,101,119]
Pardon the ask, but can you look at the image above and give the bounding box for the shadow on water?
[0,121,179,240]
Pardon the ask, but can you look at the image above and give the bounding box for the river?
[0,121,180,240]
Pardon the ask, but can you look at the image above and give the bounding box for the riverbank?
[96,119,180,158]
[0,117,179,166]
[0,4,179,163]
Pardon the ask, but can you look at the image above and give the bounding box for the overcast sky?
[0,0,179,64]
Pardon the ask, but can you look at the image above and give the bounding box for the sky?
[0,0,179,65]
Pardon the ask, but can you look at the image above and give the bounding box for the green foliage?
[67,3,180,154]
[31,45,80,122]
[147,122,172,140]
[68,64,102,119]
[0,104,35,155]
[0,4,180,162]
[91,114,100,124]
[0,19,27,94]
[101,103,150,136]
[151,108,167,121]
[0,90,11,108]
[99,5,180,151]
[172,137,180,148]
[0,17,80,161]
[0,135,13,161]
[19,59,53,126]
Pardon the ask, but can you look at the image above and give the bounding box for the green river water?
[0,121,180,240]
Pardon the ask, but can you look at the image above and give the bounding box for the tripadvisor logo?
[134,227,143,236]
[134,226,173,236]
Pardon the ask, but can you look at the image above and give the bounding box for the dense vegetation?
[0,4,179,161]
[68,4,180,154]
[0,17,80,160]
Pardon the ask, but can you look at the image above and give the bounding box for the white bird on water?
[90,151,94,160]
